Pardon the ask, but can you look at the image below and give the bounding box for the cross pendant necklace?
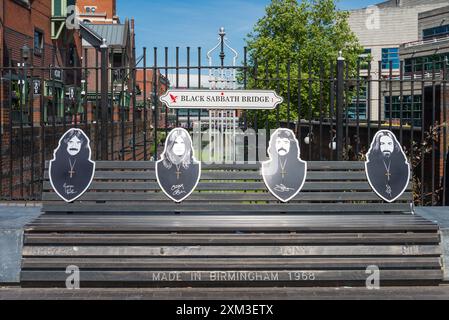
[279,158,287,179]
[69,158,76,178]
[383,159,391,181]
[175,164,181,180]
[383,159,392,197]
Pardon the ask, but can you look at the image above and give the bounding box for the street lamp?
[21,44,31,63]
[304,131,313,145]
[20,44,31,124]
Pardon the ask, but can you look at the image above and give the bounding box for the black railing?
[0,46,447,206]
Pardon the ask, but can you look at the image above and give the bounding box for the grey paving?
[415,207,449,281]
[415,207,449,228]
[0,203,42,283]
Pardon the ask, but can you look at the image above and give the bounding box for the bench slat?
[40,202,412,213]
[44,161,368,170]
[42,181,412,191]
[44,170,371,181]
[42,191,414,202]
[22,257,442,269]
[22,244,441,257]
[20,270,443,283]
[24,232,439,245]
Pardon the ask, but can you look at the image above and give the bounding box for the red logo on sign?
[169,94,178,103]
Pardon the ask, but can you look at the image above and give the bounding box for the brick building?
[0,0,84,199]
[0,0,153,199]
[135,69,170,129]
[76,0,119,24]
[1,0,83,127]
[398,5,449,204]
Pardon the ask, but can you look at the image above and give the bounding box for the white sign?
[159,89,283,110]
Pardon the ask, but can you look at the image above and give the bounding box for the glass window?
[11,79,31,125]
[348,81,368,120]
[423,24,449,40]
[360,48,372,70]
[16,0,30,8]
[404,53,449,73]
[34,29,43,55]
[381,48,400,70]
[44,84,64,124]
[347,102,367,120]
[384,95,422,126]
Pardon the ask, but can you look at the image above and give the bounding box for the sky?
[117,0,380,66]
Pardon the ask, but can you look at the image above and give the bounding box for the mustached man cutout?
[262,128,307,202]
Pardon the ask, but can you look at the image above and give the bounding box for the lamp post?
[20,45,31,124]
[100,39,109,160]
[21,45,30,63]
[336,51,345,160]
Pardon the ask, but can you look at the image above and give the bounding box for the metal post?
[100,39,109,160]
[336,51,345,161]
[153,47,158,161]
[219,27,225,68]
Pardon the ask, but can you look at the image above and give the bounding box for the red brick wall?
[135,69,169,128]
[77,0,116,20]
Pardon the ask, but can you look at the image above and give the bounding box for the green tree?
[243,0,363,128]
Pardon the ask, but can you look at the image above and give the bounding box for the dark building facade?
[384,5,449,204]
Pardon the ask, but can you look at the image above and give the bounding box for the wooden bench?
[20,161,443,287]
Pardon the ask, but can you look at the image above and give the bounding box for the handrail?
[403,35,449,48]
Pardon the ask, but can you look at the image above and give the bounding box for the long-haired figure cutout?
[262,128,307,202]
[156,128,201,202]
[365,130,410,202]
[49,128,95,202]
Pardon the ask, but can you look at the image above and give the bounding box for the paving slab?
[415,207,449,281]
[415,207,449,228]
[0,203,42,283]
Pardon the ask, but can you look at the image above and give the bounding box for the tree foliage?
[243,0,363,128]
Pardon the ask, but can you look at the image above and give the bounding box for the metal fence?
[0,46,447,205]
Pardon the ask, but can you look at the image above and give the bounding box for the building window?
[84,6,97,14]
[13,0,30,8]
[360,48,372,70]
[423,24,449,40]
[68,45,75,66]
[10,79,31,125]
[384,95,422,126]
[34,29,44,56]
[44,83,64,124]
[348,81,368,120]
[404,53,449,74]
[347,102,367,120]
[381,48,400,70]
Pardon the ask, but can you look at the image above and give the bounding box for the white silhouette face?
[380,135,394,158]
[67,135,82,156]
[276,137,290,156]
[172,136,186,156]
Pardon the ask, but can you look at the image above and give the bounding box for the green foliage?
[243,0,363,128]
